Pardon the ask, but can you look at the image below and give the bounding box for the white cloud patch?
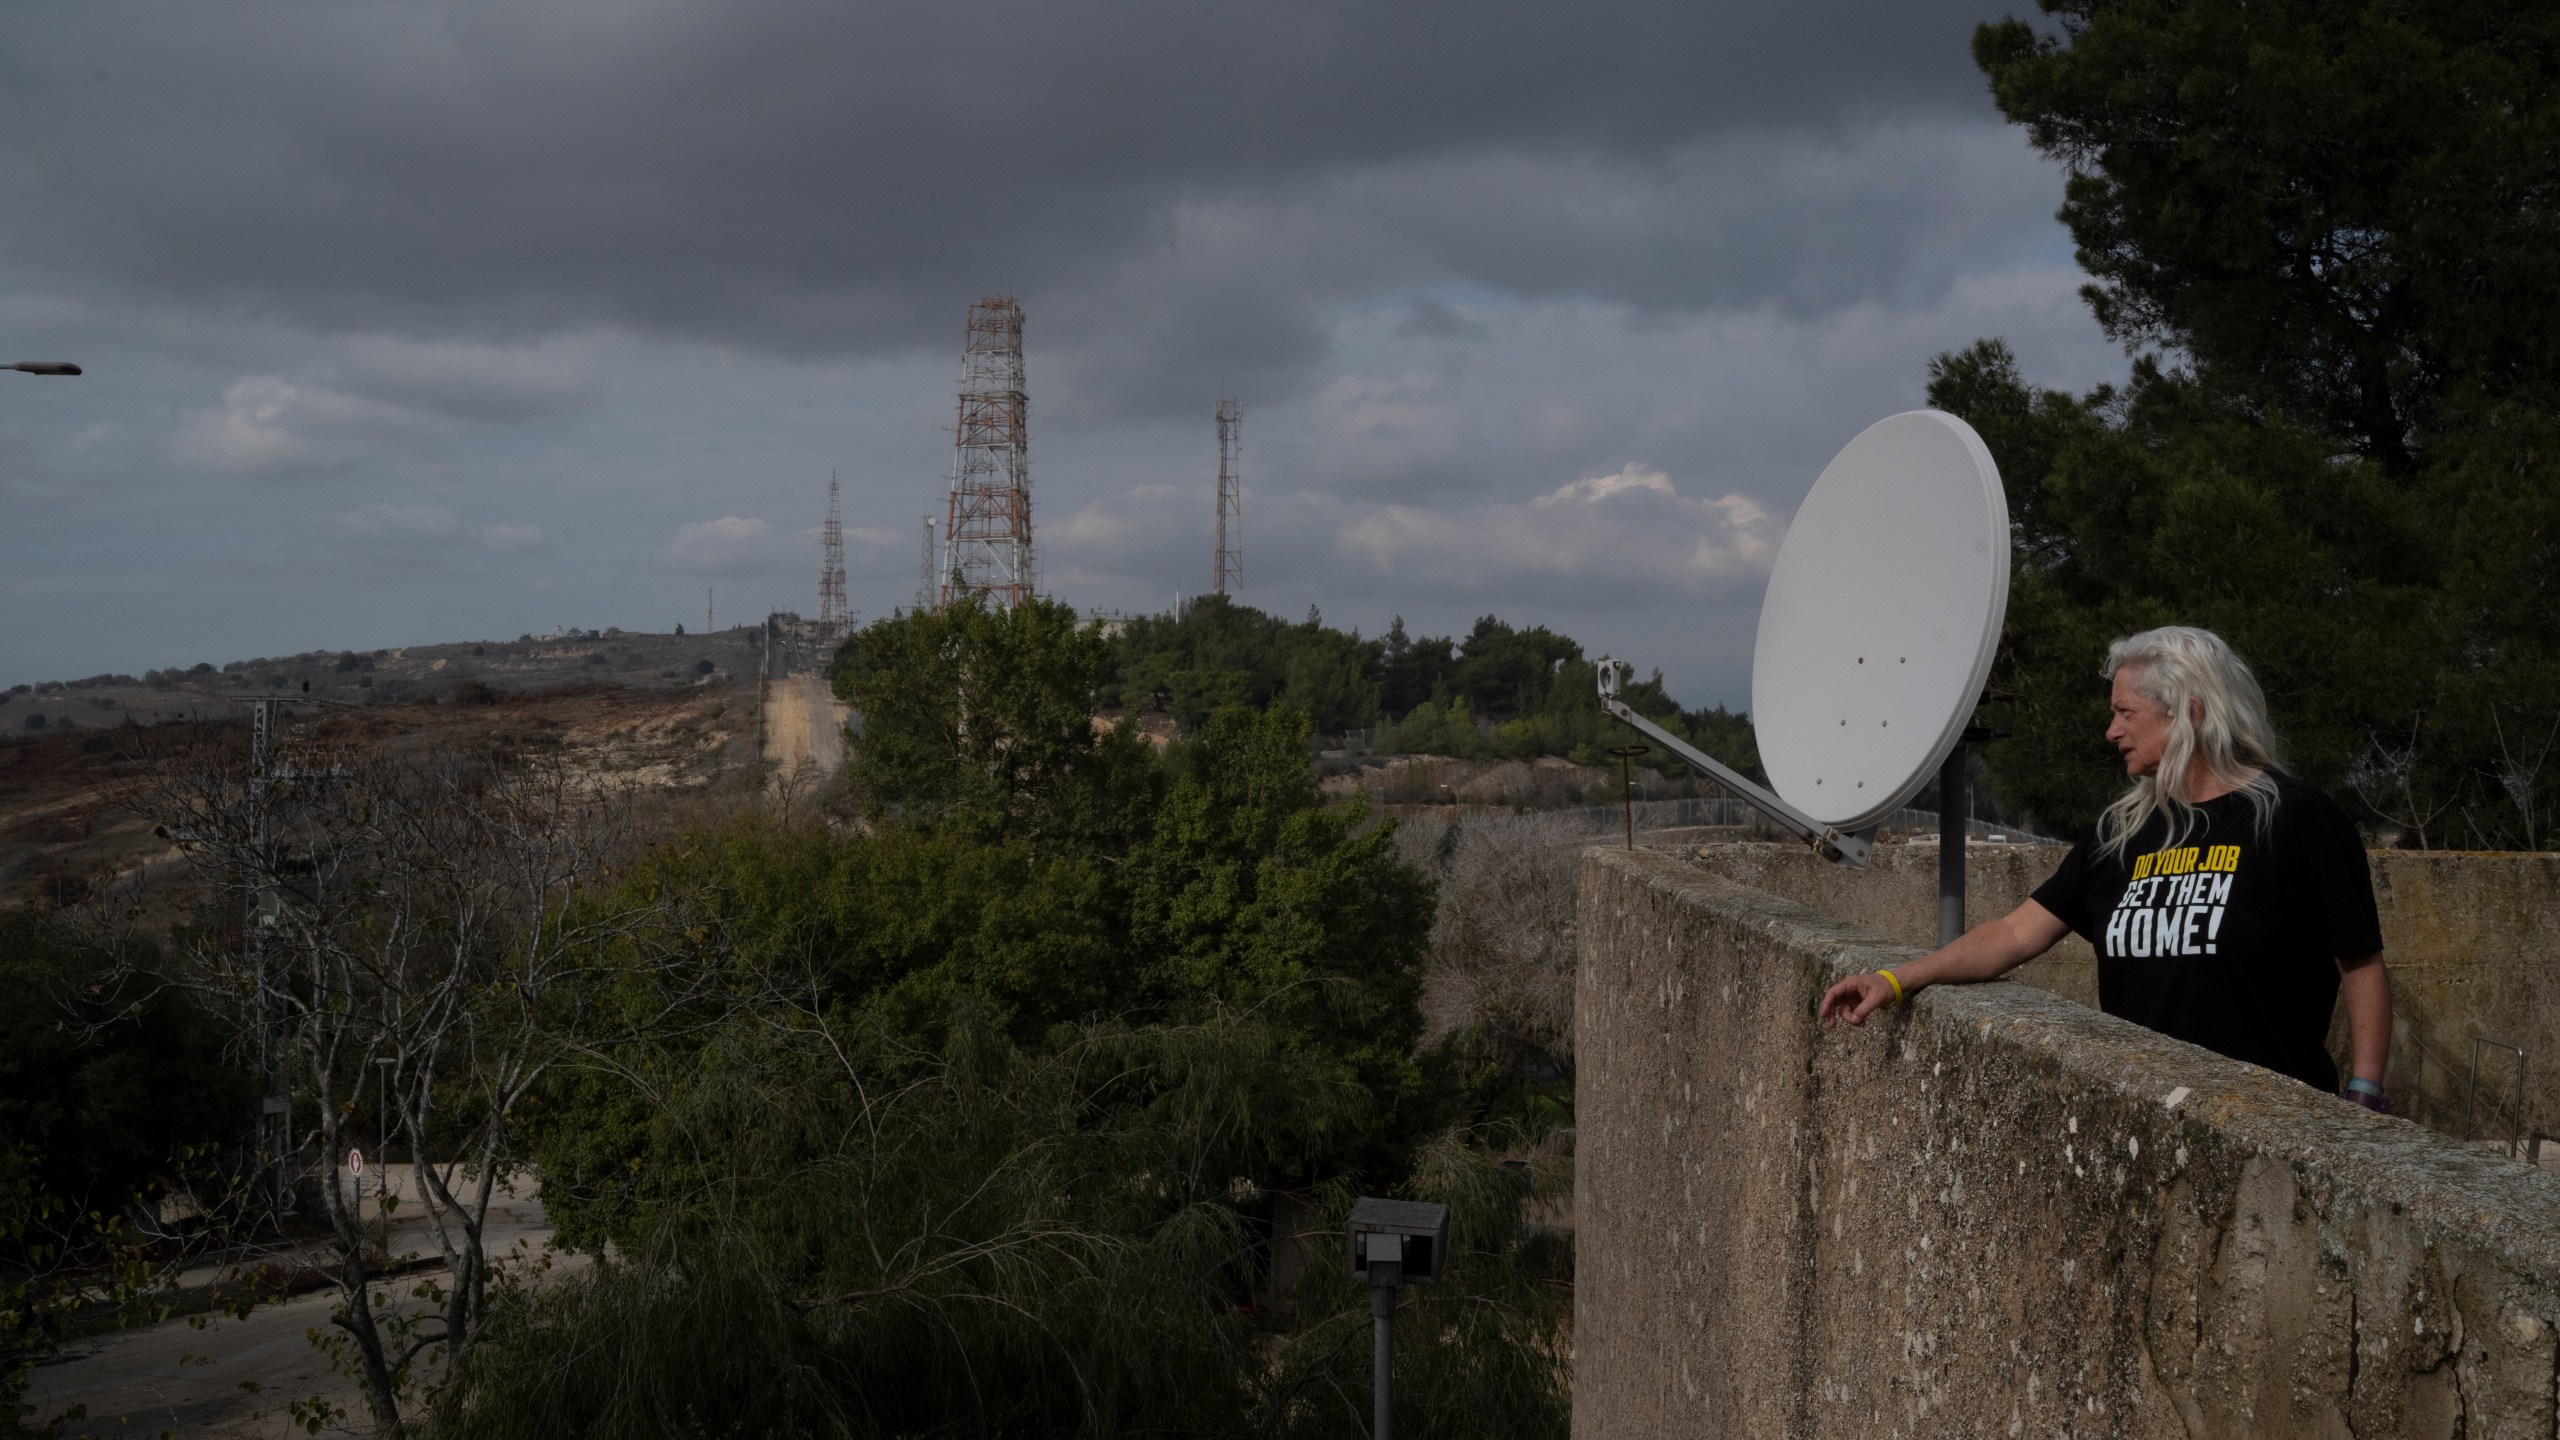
[1337,463,1775,594]
[664,516,784,574]
[175,377,364,474]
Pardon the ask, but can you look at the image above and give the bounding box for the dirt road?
[762,669,849,791]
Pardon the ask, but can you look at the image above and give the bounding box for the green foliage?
[445,1010,1568,1440]
[1945,1,2560,844]
[1110,595,1383,735]
[0,911,256,1436]
[1258,1133,1571,1440]
[507,595,1565,1437]
[836,595,1157,840]
[0,910,252,1217]
[1977,0,2560,480]
[1130,706,1436,1179]
[1111,599,1762,782]
[447,1009,1266,1439]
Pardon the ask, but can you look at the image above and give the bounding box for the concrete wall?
[1691,841,2560,1144]
[1575,848,2560,1440]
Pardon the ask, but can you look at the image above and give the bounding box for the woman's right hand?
[1819,973,1900,1029]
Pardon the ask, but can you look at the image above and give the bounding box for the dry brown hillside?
[0,681,758,907]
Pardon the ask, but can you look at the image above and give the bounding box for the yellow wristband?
[1877,968,1905,1005]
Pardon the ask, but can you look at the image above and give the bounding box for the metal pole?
[1606,744,1649,852]
[1371,1278,1394,1440]
[249,697,291,1221]
[377,1058,394,1254]
[1937,740,1966,947]
[1622,757,1633,851]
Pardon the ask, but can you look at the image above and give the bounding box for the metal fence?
[1395,795,2059,846]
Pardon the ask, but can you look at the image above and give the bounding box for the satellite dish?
[1750,410,2008,831]
[1594,408,2007,876]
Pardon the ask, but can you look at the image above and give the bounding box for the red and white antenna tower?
[816,472,850,644]
[1213,399,1242,596]
[940,297,1034,608]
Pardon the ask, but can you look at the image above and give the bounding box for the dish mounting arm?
[1594,658,1872,868]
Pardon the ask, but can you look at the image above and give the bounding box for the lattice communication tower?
[1213,399,1242,596]
[816,473,850,644]
[939,297,1034,607]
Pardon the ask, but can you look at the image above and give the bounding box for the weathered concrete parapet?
[1575,847,2560,1440]
[1691,841,2560,1146]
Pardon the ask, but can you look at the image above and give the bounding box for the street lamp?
[6,362,81,376]
[1347,1198,1448,1440]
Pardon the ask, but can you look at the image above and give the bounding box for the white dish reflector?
[1751,410,2008,831]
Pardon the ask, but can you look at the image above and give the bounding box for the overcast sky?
[0,0,2121,708]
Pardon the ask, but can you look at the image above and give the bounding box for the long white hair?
[2096,626,2285,859]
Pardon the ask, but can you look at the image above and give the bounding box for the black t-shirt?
[2029,773,2383,1092]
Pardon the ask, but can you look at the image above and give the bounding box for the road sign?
[349,1148,364,1176]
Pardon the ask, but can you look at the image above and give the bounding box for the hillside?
[4,626,766,733]
[0,679,758,907]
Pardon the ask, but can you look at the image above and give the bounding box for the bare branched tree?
[1395,813,1581,1073]
[2485,706,2560,852]
[2349,711,2453,849]
[109,724,718,1436]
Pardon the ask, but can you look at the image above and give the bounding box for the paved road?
[27,1169,556,1438]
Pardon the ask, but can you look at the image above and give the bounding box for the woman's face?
[2106,668,2174,779]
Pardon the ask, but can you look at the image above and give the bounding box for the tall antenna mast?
[917,516,939,612]
[1213,399,1242,597]
[816,473,850,645]
[940,296,1033,608]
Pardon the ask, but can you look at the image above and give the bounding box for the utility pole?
[248,696,291,1220]
[1213,400,1242,597]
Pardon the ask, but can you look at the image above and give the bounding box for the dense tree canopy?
[511,598,1570,1439]
[1953,0,2560,846]
[1978,0,2560,478]
[1109,597,1763,781]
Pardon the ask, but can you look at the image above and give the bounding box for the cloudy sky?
[0,0,2122,708]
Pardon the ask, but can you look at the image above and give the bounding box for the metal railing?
[1376,794,2057,845]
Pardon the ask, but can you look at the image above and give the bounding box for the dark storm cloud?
[3,0,2021,357]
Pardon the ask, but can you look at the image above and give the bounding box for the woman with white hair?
[1817,626,2393,1112]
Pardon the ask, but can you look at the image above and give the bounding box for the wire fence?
[1386,795,2061,846]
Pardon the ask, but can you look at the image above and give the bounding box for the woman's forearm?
[2338,952,2391,1082]
[1895,903,2065,992]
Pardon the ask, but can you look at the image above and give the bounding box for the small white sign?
[348,1148,365,1176]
